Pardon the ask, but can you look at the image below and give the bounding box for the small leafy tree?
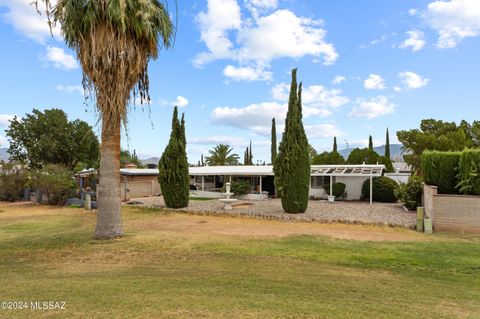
[312,151,345,165]
[6,108,99,170]
[274,68,310,213]
[346,148,379,164]
[158,107,189,208]
[0,163,27,202]
[31,164,76,205]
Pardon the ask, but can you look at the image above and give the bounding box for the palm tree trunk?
[94,116,123,239]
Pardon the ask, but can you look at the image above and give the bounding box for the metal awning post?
[369,172,373,205]
[330,175,333,196]
[201,176,204,191]
[259,176,263,199]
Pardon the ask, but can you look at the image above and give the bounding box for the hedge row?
[457,149,480,195]
[421,151,461,194]
[422,149,480,195]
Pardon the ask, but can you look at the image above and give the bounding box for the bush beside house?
[0,163,27,202]
[30,164,76,205]
[332,182,346,199]
[361,176,398,203]
[396,176,423,211]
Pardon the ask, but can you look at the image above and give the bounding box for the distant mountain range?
[141,157,160,166]
[338,144,404,161]
[0,148,9,162]
[1,144,405,165]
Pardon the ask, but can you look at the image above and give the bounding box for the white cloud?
[194,1,338,79]
[245,0,278,17]
[237,10,338,65]
[55,85,84,95]
[0,0,61,43]
[304,124,345,139]
[158,96,189,107]
[223,65,272,81]
[425,0,480,48]
[408,8,418,16]
[0,114,15,127]
[360,34,388,48]
[45,46,78,70]
[349,96,396,119]
[399,30,426,52]
[271,83,349,109]
[398,71,429,89]
[332,75,346,85]
[211,102,286,135]
[393,86,402,92]
[188,135,248,147]
[363,74,386,90]
[194,0,242,66]
[174,96,189,107]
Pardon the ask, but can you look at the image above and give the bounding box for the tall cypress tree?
[385,128,391,159]
[274,68,310,213]
[271,118,277,164]
[158,107,189,208]
[249,140,253,165]
[333,136,338,153]
[368,135,373,151]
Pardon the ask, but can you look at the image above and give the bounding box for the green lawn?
[0,204,479,318]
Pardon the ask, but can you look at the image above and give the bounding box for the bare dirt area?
[127,212,426,242]
[1,201,423,242]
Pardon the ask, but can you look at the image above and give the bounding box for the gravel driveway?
[126,196,416,229]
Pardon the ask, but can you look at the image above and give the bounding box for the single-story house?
[76,164,386,203]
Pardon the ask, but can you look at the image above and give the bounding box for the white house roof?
[310,165,385,177]
[120,168,159,176]
[76,164,385,177]
[189,165,274,176]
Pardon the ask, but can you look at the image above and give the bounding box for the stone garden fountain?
[219,182,237,210]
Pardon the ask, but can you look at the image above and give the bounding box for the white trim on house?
[189,165,274,176]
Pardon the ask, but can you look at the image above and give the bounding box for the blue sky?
[0,0,479,163]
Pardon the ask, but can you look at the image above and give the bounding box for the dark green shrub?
[361,176,399,203]
[396,176,423,210]
[222,179,251,195]
[332,182,346,199]
[0,163,27,202]
[158,107,190,209]
[456,149,480,195]
[274,69,310,213]
[31,164,76,205]
[421,151,461,194]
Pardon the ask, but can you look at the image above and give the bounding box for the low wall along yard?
[423,184,480,233]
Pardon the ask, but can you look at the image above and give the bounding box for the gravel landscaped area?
[126,196,416,229]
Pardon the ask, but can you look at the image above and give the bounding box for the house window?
[311,176,336,188]
[194,176,214,183]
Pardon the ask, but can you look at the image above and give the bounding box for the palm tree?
[205,144,240,166]
[36,0,175,239]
